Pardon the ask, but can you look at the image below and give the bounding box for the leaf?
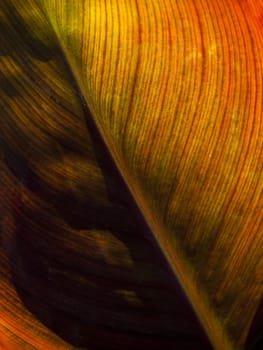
[0,0,262,349]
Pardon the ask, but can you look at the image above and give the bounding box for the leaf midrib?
[34,2,233,348]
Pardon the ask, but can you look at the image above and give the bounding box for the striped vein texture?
[0,0,262,349]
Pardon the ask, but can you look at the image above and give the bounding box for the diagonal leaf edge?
[33,1,235,349]
[0,1,214,348]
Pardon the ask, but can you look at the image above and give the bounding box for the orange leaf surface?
[0,0,262,349]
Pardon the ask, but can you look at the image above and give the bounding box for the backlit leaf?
[0,0,262,349]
